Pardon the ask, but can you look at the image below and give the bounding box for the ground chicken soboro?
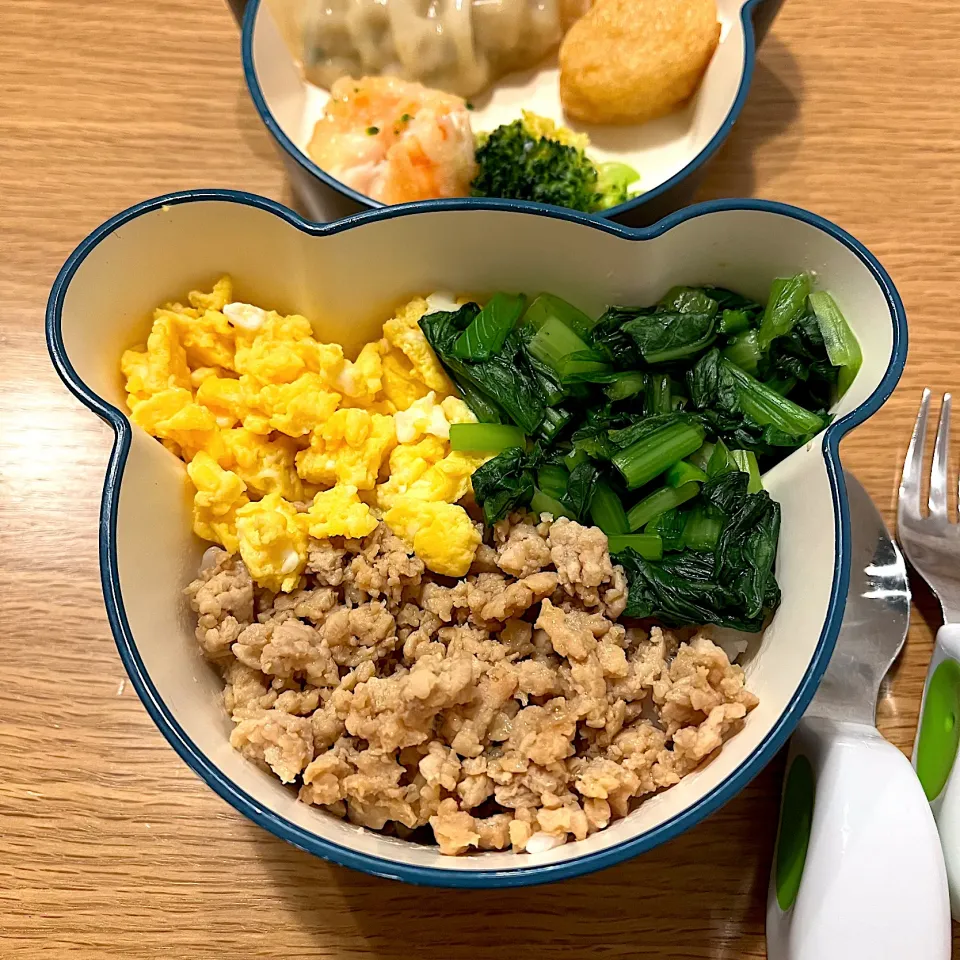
[186,513,758,855]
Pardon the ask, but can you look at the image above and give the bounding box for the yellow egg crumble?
[120,277,488,587]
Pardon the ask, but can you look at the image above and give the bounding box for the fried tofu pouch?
[559,0,720,125]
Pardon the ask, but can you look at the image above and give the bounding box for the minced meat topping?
[185,513,757,855]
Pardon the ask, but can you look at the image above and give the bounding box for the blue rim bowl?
[47,192,906,887]
[240,0,786,226]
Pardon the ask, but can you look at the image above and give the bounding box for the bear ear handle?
[765,716,951,960]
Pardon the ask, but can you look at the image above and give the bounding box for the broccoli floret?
[595,162,642,211]
[471,115,639,214]
[471,119,598,211]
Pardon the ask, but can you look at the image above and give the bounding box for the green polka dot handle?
[767,715,951,959]
[914,624,960,919]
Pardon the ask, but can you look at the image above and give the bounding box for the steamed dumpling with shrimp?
[308,76,477,204]
[268,0,591,98]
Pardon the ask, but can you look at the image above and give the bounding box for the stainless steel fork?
[898,388,960,919]
[899,389,960,620]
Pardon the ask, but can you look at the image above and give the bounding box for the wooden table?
[2,0,958,955]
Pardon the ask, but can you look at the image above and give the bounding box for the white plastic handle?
[767,715,950,960]
[913,622,960,919]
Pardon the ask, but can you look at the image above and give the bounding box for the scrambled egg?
[121,277,489,590]
[384,499,482,577]
[305,485,378,540]
[235,493,308,593]
[187,451,249,554]
[296,407,396,489]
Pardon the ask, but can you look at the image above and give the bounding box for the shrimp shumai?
[308,77,478,205]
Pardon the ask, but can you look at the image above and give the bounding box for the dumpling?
[307,76,477,204]
[267,0,591,98]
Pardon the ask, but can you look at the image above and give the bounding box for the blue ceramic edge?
[239,0,776,221]
[45,192,908,888]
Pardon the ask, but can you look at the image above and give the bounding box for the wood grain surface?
[2,0,959,956]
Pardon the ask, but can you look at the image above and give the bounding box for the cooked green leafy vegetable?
[418,274,858,630]
[523,293,595,340]
[537,463,570,501]
[565,461,599,522]
[452,293,526,361]
[470,446,537,526]
[530,489,576,520]
[420,306,545,433]
[757,273,812,350]
[617,471,781,629]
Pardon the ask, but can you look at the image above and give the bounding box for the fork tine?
[930,393,952,518]
[900,388,931,516]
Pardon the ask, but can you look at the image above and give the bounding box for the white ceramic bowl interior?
[48,194,905,885]
[245,0,764,220]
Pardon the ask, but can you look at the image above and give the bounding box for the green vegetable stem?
[612,418,706,490]
[589,481,630,535]
[606,533,663,560]
[449,422,526,453]
[536,464,569,501]
[530,489,576,520]
[664,459,708,488]
[723,329,762,375]
[626,482,701,532]
[522,293,595,340]
[808,291,862,397]
[528,317,610,381]
[721,358,824,437]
